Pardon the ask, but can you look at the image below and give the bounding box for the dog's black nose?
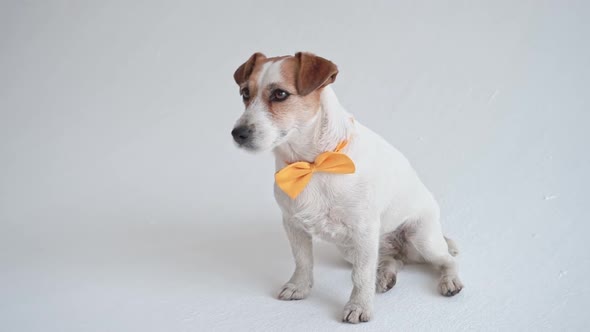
[231,126,252,144]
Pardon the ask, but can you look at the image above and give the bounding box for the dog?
[231,52,463,323]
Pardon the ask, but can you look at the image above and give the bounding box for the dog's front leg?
[342,218,379,324]
[277,216,313,300]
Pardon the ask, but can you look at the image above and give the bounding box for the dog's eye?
[241,88,250,100]
[271,89,290,102]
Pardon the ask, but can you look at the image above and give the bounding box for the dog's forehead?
[257,60,283,88]
[250,56,296,89]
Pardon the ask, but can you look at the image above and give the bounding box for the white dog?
[231,52,463,324]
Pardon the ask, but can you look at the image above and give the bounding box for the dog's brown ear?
[295,52,338,96]
[233,52,266,85]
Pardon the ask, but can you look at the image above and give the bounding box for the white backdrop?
[1,1,589,331]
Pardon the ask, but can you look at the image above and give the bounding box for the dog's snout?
[231,125,253,144]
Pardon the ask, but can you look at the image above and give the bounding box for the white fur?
[234,63,463,324]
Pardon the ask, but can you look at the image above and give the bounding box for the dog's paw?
[277,283,311,301]
[342,302,372,324]
[438,274,463,297]
[376,269,397,293]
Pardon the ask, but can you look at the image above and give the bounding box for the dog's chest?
[275,176,356,243]
[298,205,351,243]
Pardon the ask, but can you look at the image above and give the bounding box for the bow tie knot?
[274,140,355,199]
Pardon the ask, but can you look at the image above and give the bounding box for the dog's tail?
[444,236,459,257]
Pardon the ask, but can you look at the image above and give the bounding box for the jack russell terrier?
[231,52,463,323]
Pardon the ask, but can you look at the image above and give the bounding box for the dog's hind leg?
[376,225,411,293]
[405,213,464,297]
[376,255,404,293]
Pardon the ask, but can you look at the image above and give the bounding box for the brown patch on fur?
[233,52,266,85]
[294,52,338,96]
[233,53,270,108]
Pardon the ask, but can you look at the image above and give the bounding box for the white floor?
[1,1,589,331]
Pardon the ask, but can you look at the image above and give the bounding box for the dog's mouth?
[235,140,259,151]
[233,133,267,152]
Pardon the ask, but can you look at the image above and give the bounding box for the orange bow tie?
[275,140,356,199]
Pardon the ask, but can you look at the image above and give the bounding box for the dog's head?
[231,52,338,151]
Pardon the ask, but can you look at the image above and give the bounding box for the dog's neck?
[273,87,354,165]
